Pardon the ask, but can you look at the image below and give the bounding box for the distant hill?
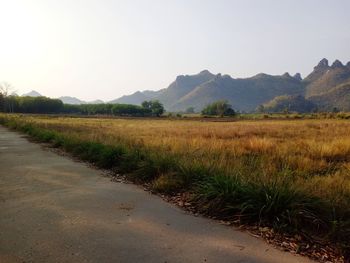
[111,71,305,112]
[171,72,305,112]
[89,99,104,104]
[262,95,316,113]
[309,81,350,111]
[110,58,350,113]
[304,59,350,97]
[59,96,85,104]
[58,96,105,105]
[22,90,42,97]
[156,70,216,109]
[108,70,214,106]
[109,91,151,105]
[20,92,104,105]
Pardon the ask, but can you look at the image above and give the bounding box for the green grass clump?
[151,173,185,194]
[193,174,339,237]
[194,174,243,218]
[131,153,178,182]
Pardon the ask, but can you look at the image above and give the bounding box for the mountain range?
[22,91,104,105]
[112,58,350,112]
[23,58,350,112]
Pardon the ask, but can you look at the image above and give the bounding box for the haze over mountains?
[58,96,104,105]
[22,91,104,105]
[22,90,42,97]
[111,58,350,112]
[23,58,350,113]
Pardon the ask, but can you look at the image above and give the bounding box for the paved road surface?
[0,126,314,263]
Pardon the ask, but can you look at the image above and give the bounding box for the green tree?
[0,92,4,112]
[0,82,14,112]
[201,100,235,117]
[17,96,63,113]
[141,101,151,109]
[142,100,165,117]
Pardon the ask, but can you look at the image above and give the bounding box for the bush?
[201,100,235,117]
[141,100,165,117]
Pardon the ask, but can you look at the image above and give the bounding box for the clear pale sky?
[0,0,349,101]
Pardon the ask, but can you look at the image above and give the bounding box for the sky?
[0,0,349,101]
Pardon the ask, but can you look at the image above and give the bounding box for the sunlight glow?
[0,0,349,101]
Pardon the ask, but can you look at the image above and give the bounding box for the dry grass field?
[1,114,349,256]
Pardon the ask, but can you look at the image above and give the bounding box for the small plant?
[152,173,185,194]
[201,100,235,117]
[131,153,177,182]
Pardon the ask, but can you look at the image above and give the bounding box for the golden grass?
[6,115,350,208]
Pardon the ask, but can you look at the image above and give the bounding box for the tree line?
[62,101,164,116]
[1,83,235,117]
[0,88,165,116]
[0,97,165,117]
[0,95,64,114]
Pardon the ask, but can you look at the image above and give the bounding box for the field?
[1,114,349,256]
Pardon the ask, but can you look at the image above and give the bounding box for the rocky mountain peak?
[315,58,329,69]
[304,59,331,84]
[282,72,291,78]
[23,90,42,97]
[331,59,344,68]
[214,73,222,80]
[175,75,185,81]
[293,73,302,81]
[199,69,212,75]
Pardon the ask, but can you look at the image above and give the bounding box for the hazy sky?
[0,0,349,101]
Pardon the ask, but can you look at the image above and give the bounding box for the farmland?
[1,114,349,257]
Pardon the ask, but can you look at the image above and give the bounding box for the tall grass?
[1,114,349,255]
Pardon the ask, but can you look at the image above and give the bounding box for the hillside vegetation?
[261,95,316,113]
[304,59,350,97]
[309,82,350,111]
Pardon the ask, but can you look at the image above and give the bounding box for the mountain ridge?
[110,58,350,112]
[21,93,105,105]
[22,90,42,97]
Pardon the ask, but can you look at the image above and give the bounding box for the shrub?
[152,173,185,194]
[201,100,235,117]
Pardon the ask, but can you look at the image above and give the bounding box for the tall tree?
[201,100,235,117]
[141,100,165,117]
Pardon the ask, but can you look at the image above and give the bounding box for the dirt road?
[0,126,314,263]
